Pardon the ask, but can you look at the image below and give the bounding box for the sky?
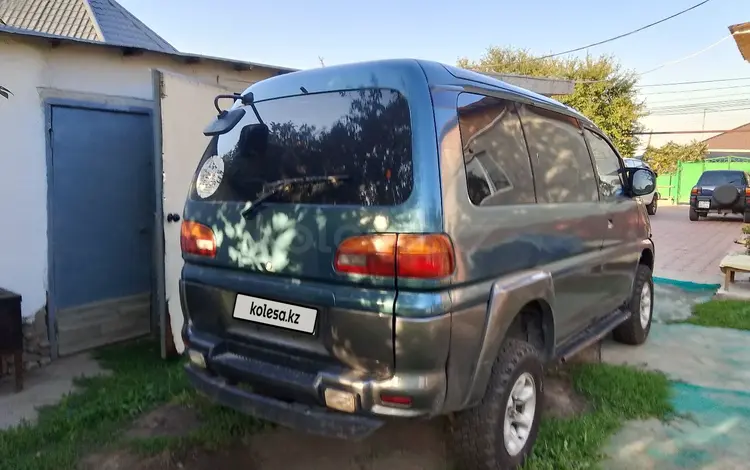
[120,0,750,151]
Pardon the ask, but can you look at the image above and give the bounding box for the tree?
[457,47,645,157]
[642,140,707,175]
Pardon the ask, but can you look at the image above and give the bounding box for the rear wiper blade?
[241,175,350,219]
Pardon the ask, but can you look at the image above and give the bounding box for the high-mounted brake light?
[333,234,455,279]
[180,221,216,258]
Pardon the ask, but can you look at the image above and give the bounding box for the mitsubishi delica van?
[179,59,657,469]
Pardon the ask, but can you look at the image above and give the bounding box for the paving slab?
[0,353,104,430]
[651,206,743,284]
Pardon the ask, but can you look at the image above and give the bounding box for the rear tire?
[689,208,699,221]
[613,264,653,346]
[449,339,544,470]
[646,196,657,215]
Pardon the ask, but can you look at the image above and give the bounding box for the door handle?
[166,213,181,223]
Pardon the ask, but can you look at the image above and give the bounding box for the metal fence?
[656,156,750,204]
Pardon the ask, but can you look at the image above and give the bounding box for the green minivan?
[179,59,657,469]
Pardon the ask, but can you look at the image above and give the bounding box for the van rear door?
[181,86,420,376]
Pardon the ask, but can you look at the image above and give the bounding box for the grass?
[525,364,674,470]
[0,339,263,470]
[677,299,750,331]
[0,339,674,470]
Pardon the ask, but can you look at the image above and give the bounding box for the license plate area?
[233,294,318,334]
[698,201,710,209]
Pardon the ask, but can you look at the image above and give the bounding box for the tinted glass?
[457,94,535,206]
[519,105,599,203]
[585,129,624,198]
[191,89,413,206]
[623,158,647,168]
[697,171,746,186]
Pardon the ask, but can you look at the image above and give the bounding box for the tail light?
[333,234,397,276]
[334,234,455,279]
[180,220,216,257]
[691,187,700,196]
[745,188,750,197]
[396,234,454,278]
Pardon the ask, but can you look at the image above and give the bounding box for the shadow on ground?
[82,374,583,470]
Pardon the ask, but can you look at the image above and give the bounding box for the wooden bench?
[719,254,750,290]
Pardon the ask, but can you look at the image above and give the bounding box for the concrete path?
[0,353,104,430]
[602,282,750,469]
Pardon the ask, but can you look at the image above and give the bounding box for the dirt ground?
[81,374,585,470]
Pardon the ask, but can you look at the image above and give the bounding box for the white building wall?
[0,35,279,318]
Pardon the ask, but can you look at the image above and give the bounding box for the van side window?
[584,129,624,199]
[457,93,536,206]
[518,104,599,203]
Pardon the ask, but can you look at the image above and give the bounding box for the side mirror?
[629,167,656,197]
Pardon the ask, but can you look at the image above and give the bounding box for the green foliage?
[458,47,645,157]
[642,140,707,175]
[0,339,265,470]
[680,299,750,331]
[525,364,674,469]
[0,340,187,470]
[0,337,673,470]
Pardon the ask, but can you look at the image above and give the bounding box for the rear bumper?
[185,363,384,440]
[182,316,449,437]
[691,196,747,212]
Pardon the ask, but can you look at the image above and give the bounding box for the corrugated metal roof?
[0,0,176,53]
[703,122,750,151]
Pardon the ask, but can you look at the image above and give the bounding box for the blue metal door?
[49,105,154,354]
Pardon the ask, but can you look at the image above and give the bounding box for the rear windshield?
[697,171,745,186]
[191,89,413,206]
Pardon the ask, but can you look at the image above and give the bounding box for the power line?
[640,84,750,95]
[539,0,714,59]
[649,98,750,109]
[638,34,734,75]
[648,106,750,116]
[633,129,750,135]
[646,92,750,105]
[637,77,750,87]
